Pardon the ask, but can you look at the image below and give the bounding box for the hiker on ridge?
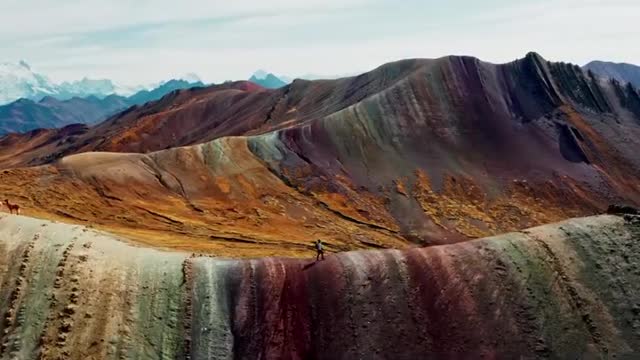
[314,239,325,261]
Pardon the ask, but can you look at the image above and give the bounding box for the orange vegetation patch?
[412,169,600,239]
[0,156,408,257]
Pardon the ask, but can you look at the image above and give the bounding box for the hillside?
[0,58,428,161]
[584,61,640,87]
[0,213,639,358]
[0,95,130,135]
[0,53,639,251]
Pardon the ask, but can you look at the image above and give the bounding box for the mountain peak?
[39,95,60,104]
[0,62,149,104]
[179,73,202,83]
[251,69,269,80]
[524,51,547,63]
[249,72,287,89]
[18,60,31,70]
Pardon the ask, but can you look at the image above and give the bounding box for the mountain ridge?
[0,52,639,251]
[0,212,638,357]
[0,60,206,105]
[249,71,288,88]
[0,78,205,135]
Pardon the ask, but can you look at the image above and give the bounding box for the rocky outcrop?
[0,214,639,358]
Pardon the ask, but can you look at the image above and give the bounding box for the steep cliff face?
[0,214,639,359]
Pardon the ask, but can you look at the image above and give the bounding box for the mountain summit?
[249,70,288,88]
[0,61,159,105]
[0,61,58,105]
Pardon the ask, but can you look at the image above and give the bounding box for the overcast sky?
[1,0,637,85]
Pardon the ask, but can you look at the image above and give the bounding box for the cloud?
[0,0,368,39]
[1,0,638,85]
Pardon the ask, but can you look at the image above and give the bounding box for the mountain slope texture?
[584,60,640,87]
[0,213,639,358]
[0,53,639,253]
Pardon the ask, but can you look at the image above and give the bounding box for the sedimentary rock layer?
[1,213,639,358]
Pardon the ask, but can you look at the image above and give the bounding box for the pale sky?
[1,0,638,85]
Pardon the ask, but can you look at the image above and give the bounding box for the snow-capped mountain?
[0,77,206,135]
[180,73,203,84]
[0,61,59,105]
[58,78,118,98]
[0,61,155,105]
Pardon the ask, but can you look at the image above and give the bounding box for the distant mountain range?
[248,70,288,89]
[5,59,640,136]
[0,60,206,106]
[0,78,204,134]
[250,63,640,88]
[127,79,204,105]
[248,69,365,88]
[0,61,143,105]
[584,61,640,88]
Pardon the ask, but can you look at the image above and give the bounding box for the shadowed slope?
[0,124,89,168]
[0,214,639,358]
[0,95,130,135]
[0,79,205,136]
[585,60,640,88]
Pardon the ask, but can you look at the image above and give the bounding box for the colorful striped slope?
[1,213,639,358]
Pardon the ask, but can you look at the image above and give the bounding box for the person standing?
[314,239,325,261]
